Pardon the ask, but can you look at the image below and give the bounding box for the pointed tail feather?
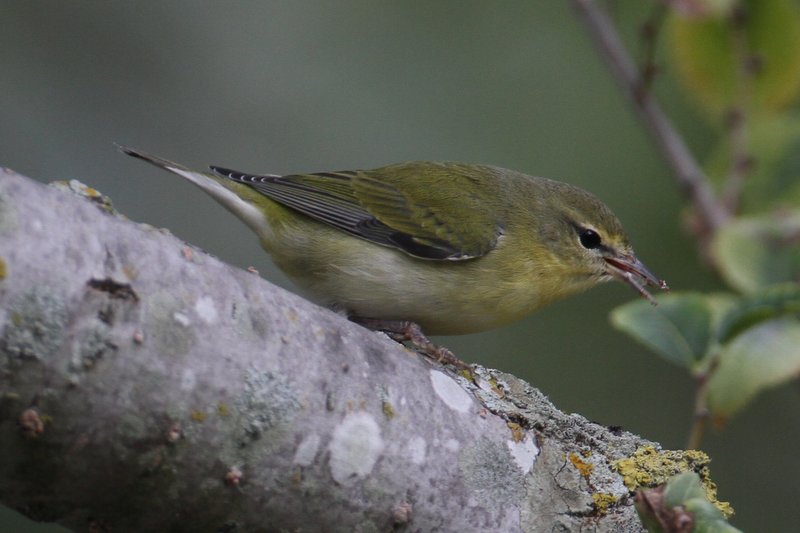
[117,144,271,236]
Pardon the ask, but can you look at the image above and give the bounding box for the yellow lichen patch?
[217,402,231,417]
[382,401,395,420]
[0,257,6,280]
[569,451,594,480]
[190,410,208,423]
[457,367,476,381]
[62,180,115,212]
[613,445,734,518]
[592,493,618,515]
[507,422,525,442]
[715,497,735,518]
[486,376,505,397]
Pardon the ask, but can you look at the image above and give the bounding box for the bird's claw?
[352,317,472,371]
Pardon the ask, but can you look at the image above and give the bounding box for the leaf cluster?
[636,473,742,533]
[613,0,800,426]
[612,284,800,422]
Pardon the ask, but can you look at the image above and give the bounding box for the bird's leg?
[350,317,472,370]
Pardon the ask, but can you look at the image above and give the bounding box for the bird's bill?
[604,254,668,305]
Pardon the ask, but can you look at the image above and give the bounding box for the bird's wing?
[209,163,502,260]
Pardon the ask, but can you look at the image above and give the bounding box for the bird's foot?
[351,317,472,371]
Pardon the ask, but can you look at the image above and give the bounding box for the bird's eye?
[579,228,602,249]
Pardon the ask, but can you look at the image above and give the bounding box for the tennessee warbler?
[120,147,666,338]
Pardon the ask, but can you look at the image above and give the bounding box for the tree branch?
[721,5,755,213]
[0,170,651,532]
[571,0,730,234]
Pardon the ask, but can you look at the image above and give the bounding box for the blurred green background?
[1,2,796,531]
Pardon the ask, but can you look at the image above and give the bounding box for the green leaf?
[684,498,742,533]
[704,115,800,214]
[638,473,741,533]
[705,292,740,334]
[611,293,714,372]
[712,211,800,292]
[665,474,741,533]
[707,317,800,420]
[667,0,800,118]
[716,283,800,342]
[663,472,708,507]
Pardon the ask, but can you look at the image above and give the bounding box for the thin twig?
[721,5,755,212]
[686,373,711,450]
[638,1,668,93]
[571,0,730,235]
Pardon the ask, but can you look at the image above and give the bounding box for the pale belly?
[260,208,597,335]
[272,233,576,335]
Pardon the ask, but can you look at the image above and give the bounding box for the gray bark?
[0,170,649,532]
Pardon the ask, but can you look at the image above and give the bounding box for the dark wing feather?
[210,164,501,260]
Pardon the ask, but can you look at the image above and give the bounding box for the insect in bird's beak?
[604,254,668,305]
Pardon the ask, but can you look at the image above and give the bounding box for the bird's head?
[536,181,668,303]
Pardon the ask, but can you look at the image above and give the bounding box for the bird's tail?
[116,144,195,174]
[117,144,271,236]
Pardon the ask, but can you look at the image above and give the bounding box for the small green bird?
[121,147,666,342]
